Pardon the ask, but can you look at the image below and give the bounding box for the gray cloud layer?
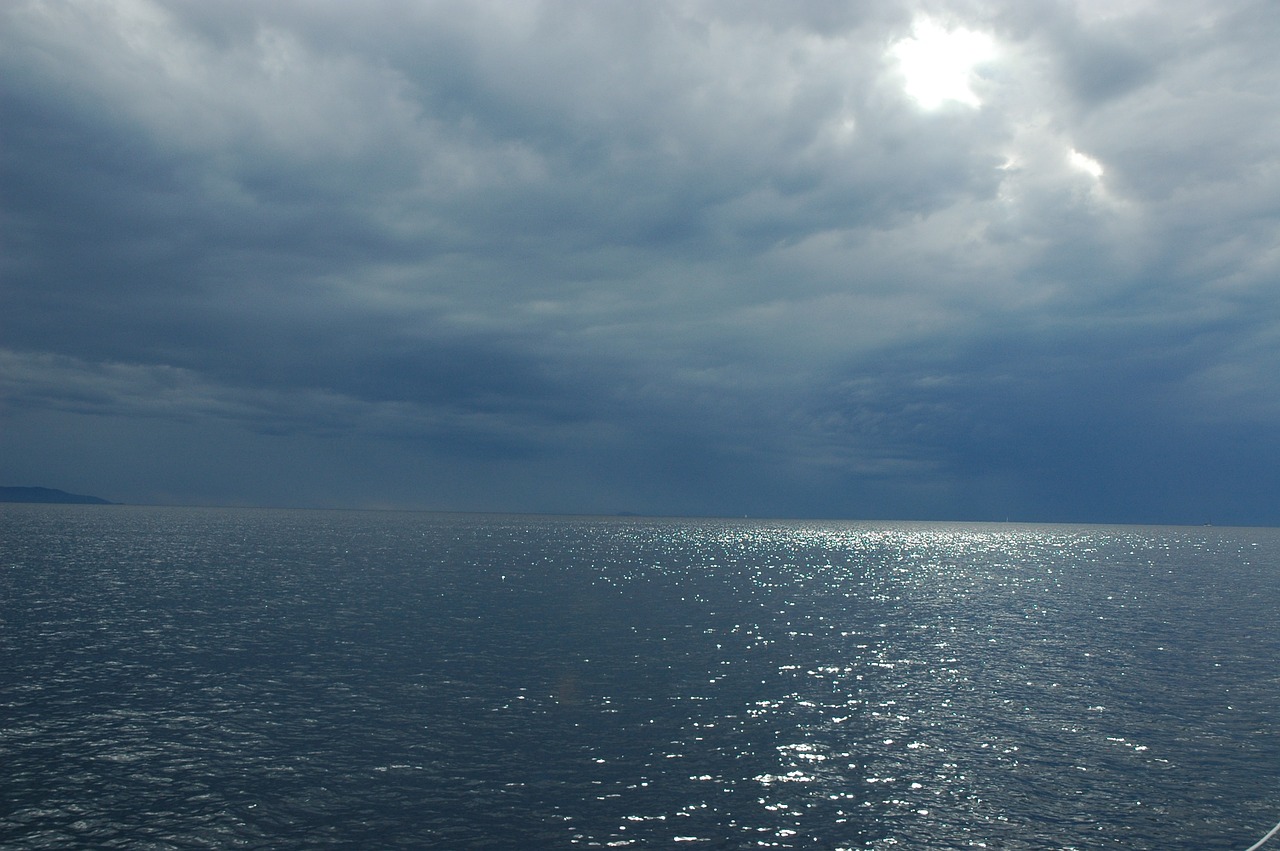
[4,0,1279,522]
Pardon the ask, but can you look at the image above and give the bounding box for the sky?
[3,0,1280,524]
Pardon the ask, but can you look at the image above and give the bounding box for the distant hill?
[0,486,114,505]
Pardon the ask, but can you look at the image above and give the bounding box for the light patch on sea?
[2,505,1279,849]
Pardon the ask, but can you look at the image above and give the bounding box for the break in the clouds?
[3,0,1280,523]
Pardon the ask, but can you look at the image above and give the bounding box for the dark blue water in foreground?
[3,506,1279,849]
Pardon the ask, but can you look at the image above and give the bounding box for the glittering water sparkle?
[3,506,1278,849]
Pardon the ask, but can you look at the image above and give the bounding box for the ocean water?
[2,506,1279,850]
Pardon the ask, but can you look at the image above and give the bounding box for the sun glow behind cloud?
[1069,148,1104,179]
[893,19,996,109]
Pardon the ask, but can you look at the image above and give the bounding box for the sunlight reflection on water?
[2,507,1278,849]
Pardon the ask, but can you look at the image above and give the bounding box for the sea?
[2,505,1279,850]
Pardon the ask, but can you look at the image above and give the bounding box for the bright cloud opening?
[1069,148,1104,179]
[892,19,995,110]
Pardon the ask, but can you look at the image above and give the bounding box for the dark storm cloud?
[3,0,1280,521]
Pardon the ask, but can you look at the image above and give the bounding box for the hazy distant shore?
[0,486,113,505]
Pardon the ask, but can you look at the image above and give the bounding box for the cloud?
[3,0,1280,522]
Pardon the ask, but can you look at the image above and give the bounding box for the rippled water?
[2,506,1279,849]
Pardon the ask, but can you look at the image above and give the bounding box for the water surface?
[2,506,1278,848]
